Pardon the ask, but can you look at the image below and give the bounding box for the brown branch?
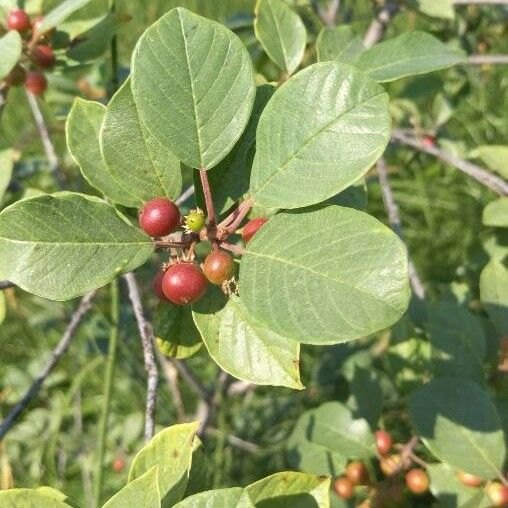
[391,130,508,196]
[393,435,420,473]
[199,169,217,228]
[468,54,508,65]
[377,158,426,300]
[220,242,246,256]
[123,273,158,441]
[0,290,97,440]
[0,281,15,291]
[222,199,254,235]
[363,0,400,48]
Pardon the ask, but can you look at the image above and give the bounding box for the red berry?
[421,135,435,149]
[242,217,268,244]
[457,471,483,488]
[487,482,508,506]
[376,430,393,456]
[346,461,369,486]
[25,71,47,96]
[31,45,55,69]
[405,469,429,495]
[203,251,235,285]
[5,65,26,86]
[153,271,168,301]
[162,263,207,305]
[139,198,180,237]
[6,9,31,32]
[112,457,125,473]
[333,477,354,499]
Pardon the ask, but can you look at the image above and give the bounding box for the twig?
[175,185,196,206]
[123,273,158,441]
[205,427,259,454]
[220,242,246,256]
[227,380,255,396]
[377,158,426,300]
[199,169,217,228]
[25,90,65,189]
[0,290,97,440]
[363,0,400,48]
[392,435,420,473]
[0,281,15,291]
[156,354,186,422]
[219,198,254,235]
[169,358,211,402]
[317,0,340,26]
[468,54,508,65]
[391,130,508,196]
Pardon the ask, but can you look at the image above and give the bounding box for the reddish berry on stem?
[25,71,47,96]
[457,471,483,488]
[333,477,354,499]
[31,45,55,68]
[487,482,508,506]
[5,65,26,86]
[112,457,125,473]
[203,251,235,285]
[376,430,393,456]
[421,135,435,149]
[139,198,180,237]
[405,469,429,495]
[162,263,207,305]
[346,461,369,486]
[242,217,268,244]
[153,271,168,301]
[7,9,31,32]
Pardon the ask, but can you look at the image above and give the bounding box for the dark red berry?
[376,430,393,456]
[162,263,207,305]
[242,217,268,244]
[153,271,168,301]
[31,45,55,68]
[203,251,235,285]
[6,9,31,32]
[457,471,482,488]
[333,477,354,499]
[346,461,369,486]
[5,65,26,86]
[139,198,180,237]
[25,71,47,96]
[405,469,429,495]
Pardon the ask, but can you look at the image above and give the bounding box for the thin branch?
[220,199,254,235]
[199,169,217,228]
[25,90,65,189]
[169,358,211,402]
[123,273,158,441]
[392,435,420,474]
[317,0,340,26]
[0,281,15,291]
[220,242,246,256]
[175,185,196,206]
[0,290,97,440]
[156,354,186,422]
[377,159,426,300]
[205,427,260,454]
[363,0,400,48]
[391,130,508,196]
[468,54,508,65]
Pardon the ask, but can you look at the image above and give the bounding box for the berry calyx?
[242,217,268,244]
[112,457,125,473]
[31,45,55,69]
[380,454,401,476]
[346,461,369,486]
[376,430,393,456]
[6,9,31,32]
[457,471,483,488]
[405,469,429,495]
[185,208,205,233]
[153,271,168,301]
[5,65,26,86]
[203,251,235,285]
[486,482,508,506]
[139,198,180,237]
[25,71,47,96]
[333,477,354,499]
[162,263,207,305]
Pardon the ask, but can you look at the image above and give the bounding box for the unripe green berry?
[185,208,206,232]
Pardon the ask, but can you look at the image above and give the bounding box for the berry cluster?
[332,430,508,507]
[139,197,267,306]
[2,9,57,95]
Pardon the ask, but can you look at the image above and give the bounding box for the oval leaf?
[0,488,74,508]
[249,63,390,209]
[0,31,22,80]
[480,260,508,336]
[174,488,254,508]
[316,26,365,64]
[483,198,508,228]
[101,78,182,203]
[0,148,14,204]
[131,7,256,170]
[38,0,96,33]
[254,0,307,76]
[409,377,506,479]
[0,193,153,300]
[240,206,410,344]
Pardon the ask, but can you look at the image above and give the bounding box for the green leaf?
[0,31,22,81]
[0,193,153,301]
[128,422,199,508]
[240,206,410,344]
[245,471,330,507]
[192,286,303,389]
[0,292,5,326]
[287,409,347,476]
[470,146,508,179]
[480,260,508,336]
[101,78,182,203]
[0,148,13,203]
[416,0,455,19]
[348,366,382,429]
[66,99,141,207]
[249,63,390,209]
[103,466,161,508]
[316,26,364,64]
[409,377,506,479]
[254,0,306,76]
[39,0,97,33]
[483,198,508,228]
[174,488,254,508]
[131,7,256,170]
[308,402,376,460]
[355,32,466,83]
[0,488,74,508]
[155,303,202,359]
[427,302,486,383]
